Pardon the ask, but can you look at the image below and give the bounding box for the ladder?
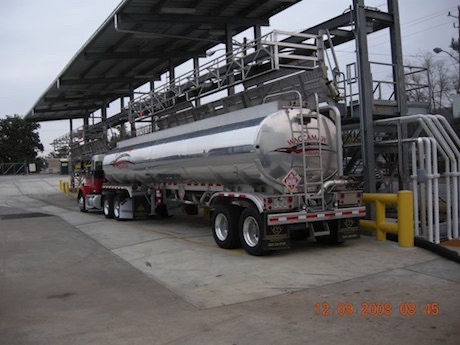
[264,90,326,210]
[295,94,326,210]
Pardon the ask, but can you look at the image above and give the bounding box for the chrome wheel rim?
[114,201,120,218]
[243,216,259,247]
[103,199,110,215]
[215,213,229,241]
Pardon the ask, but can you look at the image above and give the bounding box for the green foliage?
[0,115,44,163]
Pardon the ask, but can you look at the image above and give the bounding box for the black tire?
[113,195,123,221]
[316,221,344,245]
[103,195,114,219]
[78,194,87,213]
[211,205,241,249]
[239,208,267,256]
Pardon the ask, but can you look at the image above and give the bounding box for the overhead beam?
[44,92,122,103]
[57,76,157,87]
[33,104,100,113]
[117,13,269,26]
[84,50,205,60]
[298,9,391,44]
[26,113,88,122]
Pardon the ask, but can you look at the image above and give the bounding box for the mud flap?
[337,217,360,241]
[133,196,149,219]
[263,215,290,250]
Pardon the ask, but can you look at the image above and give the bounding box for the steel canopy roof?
[25,0,302,122]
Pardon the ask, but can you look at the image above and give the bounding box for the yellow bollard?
[65,182,70,196]
[397,190,414,247]
[375,199,386,241]
[360,191,414,248]
[59,180,63,192]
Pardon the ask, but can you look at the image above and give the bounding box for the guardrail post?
[375,199,386,241]
[360,191,414,247]
[397,190,414,247]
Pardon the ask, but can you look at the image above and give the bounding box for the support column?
[226,24,235,96]
[129,85,136,137]
[354,0,376,195]
[69,119,73,155]
[83,115,89,144]
[193,57,201,107]
[120,97,126,140]
[69,119,74,188]
[254,24,262,45]
[101,100,108,146]
[169,60,176,107]
[150,80,156,132]
[388,0,410,190]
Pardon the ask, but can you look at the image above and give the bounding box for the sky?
[0,0,458,156]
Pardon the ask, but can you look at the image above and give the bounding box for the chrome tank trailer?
[103,102,338,190]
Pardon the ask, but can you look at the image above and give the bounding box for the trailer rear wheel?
[103,196,114,219]
[212,205,241,249]
[239,208,267,256]
[113,196,122,221]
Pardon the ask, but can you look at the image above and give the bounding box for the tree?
[0,115,44,163]
[405,53,459,114]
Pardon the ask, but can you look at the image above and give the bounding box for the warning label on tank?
[283,169,301,192]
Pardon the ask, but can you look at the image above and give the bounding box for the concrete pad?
[407,259,460,283]
[113,234,437,308]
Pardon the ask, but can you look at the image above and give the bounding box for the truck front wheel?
[212,205,241,249]
[239,208,267,256]
[78,194,87,213]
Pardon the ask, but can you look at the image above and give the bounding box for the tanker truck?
[77,100,366,255]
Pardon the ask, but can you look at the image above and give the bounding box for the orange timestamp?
[315,301,439,317]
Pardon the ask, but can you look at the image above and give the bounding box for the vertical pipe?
[431,139,440,244]
[411,142,420,236]
[319,104,343,176]
[424,139,434,243]
[417,139,427,238]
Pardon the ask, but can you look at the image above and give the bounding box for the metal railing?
[128,30,323,127]
[343,61,430,118]
[376,114,460,243]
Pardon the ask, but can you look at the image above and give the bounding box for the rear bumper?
[267,206,366,226]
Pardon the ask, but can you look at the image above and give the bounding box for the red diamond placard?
[282,169,301,192]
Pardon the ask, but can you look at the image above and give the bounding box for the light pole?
[433,47,460,93]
